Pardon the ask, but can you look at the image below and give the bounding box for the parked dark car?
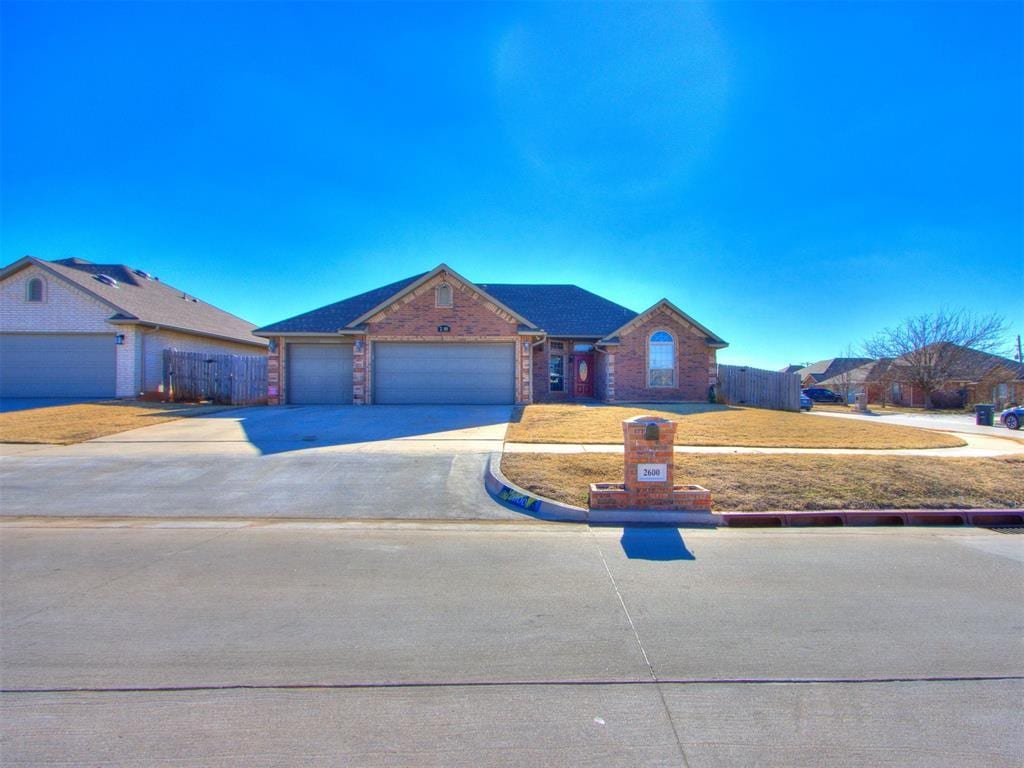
[1000,405,1023,430]
[802,387,844,404]
[800,393,813,411]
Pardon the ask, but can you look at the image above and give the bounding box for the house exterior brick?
[256,264,726,408]
[610,308,717,402]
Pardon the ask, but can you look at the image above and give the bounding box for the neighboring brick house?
[0,256,267,399]
[255,263,727,406]
[818,347,1024,409]
[794,357,873,389]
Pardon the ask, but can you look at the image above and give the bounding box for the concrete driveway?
[0,405,521,519]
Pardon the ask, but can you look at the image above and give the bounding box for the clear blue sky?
[2,1,1021,369]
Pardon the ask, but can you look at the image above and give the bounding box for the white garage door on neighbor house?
[0,333,117,398]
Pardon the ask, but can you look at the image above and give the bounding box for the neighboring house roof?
[796,357,874,383]
[255,265,661,340]
[477,283,638,338]
[1,256,266,347]
[780,364,804,374]
[817,359,895,388]
[818,347,1024,389]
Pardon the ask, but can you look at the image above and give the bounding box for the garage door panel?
[287,344,353,404]
[0,334,117,398]
[374,343,514,404]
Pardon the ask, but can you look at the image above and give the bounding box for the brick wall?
[366,274,519,338]
[611,309,716,402]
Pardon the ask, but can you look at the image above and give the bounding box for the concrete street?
[0,405,520,519]
[2,521,1022,766]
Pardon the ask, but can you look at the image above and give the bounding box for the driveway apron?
[0,405,521,520]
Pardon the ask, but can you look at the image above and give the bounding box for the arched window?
[26,277,44,302]
[648,330,675,387]
[435,282,453,308]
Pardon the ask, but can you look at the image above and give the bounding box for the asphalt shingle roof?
[255,273,427,334]
[34,258,266,346]
[255,275,640,338]
[478,284,638,337]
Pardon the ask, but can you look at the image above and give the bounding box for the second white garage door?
[374,343,515,404]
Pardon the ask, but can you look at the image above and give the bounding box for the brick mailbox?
[589,415,712,513]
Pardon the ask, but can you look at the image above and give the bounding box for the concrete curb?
[485,454,723,526]
[484,453,587,523]
[487,455,1024,528]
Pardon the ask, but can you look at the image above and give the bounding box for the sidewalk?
[504,431,1024,458]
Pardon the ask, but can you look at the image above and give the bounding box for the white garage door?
[374,343,515,404]
[287,343,353,404]
[0,333,117,398]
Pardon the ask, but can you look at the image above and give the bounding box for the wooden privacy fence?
[163,349,268,405]
[717,364,800,412]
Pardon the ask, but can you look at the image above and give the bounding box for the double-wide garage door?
[374,343,514,404]
[287,343,353,404]
[0,333,117,398]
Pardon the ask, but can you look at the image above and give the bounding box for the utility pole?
[1016,334,1022,363]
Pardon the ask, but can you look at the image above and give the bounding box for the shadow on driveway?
[206,404,514,455]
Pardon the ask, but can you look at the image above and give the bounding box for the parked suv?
[802,387,845,404]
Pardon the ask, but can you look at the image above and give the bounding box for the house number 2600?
[637,464,667,482]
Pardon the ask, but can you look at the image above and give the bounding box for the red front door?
[574,353,594,398]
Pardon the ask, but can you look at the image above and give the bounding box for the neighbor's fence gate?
[163,349,268,405]
[717,364,800,412]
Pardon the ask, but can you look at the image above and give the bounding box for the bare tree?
[864,308,1008,409]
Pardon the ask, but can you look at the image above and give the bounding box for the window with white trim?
[435,283,453,308]
[648,331,675,387]
[26,277,44,302]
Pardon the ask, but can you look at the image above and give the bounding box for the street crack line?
[589,530,691,768]
[4,676,1022,695]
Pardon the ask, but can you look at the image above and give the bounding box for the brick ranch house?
[0,256,267,399]
[255,264,728,405]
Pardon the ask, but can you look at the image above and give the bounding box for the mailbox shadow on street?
[620,526,695,561]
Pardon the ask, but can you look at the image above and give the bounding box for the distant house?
[255,263,727,405]
[779,364,804,374]
[794,357,874,389]
[817,346,1024,409]
[0,256,267,399]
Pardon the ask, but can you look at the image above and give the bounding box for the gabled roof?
[256,268,646,338]
[797,357,874,383]
[598,298,728,348]
[255,272,427,334]
[780,364,804,374]
[255,267,726,344]
[1,256,266,347]
[346,264,538,330]
[478,284,638,338]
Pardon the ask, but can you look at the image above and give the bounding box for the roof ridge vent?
[93,274,119,287]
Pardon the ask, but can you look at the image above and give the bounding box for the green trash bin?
[974,404,994,427]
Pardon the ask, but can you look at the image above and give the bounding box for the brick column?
[267,337,284,405]
[352,339,367,405]
[623,416,677,509]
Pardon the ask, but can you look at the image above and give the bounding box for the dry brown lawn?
[501,453,1023,511]
[0,401,235,445]
[507,404,965,450]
